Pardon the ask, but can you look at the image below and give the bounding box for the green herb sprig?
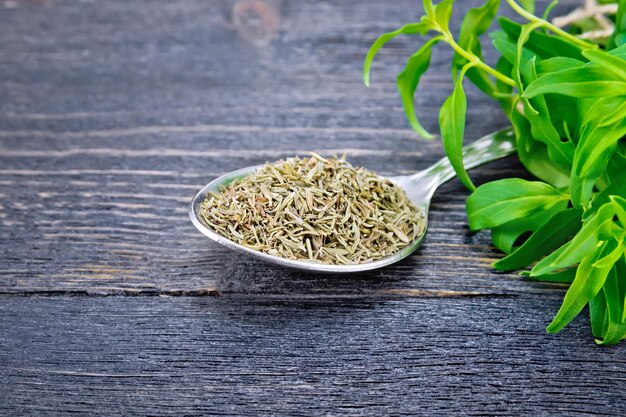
[365,0,626,344]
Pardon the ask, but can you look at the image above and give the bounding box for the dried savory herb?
[200,154,424,265]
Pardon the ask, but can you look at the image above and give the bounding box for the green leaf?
[611,195,626,228]
[517,0,534,14]
[490,207,562,254]
[513,22,541,94]
[582,49,626,80]
[434,0,455,31]
[495,55,513,93]
[439,64,474,191]
[609,0,626,50]
[492,32,535,70]
[531,203,616,276]
[610,43,626,60]
[536,57,585,75]
[523,268,577,284]
[396,37,443,139]
[587,170,626,219]
[589,290,608,339]
[452,0,500,96]
[498,17,584,60]
[491,30,515,63]
[512,23,542,134]
[520,57,575,168]
[494,208,582,271]
[508,109,570,188]
[619,258,626,324]
[603,141,626,189]
[363,21,431,87]
[455,0,500,62]
[524,67,626,99]
[467,179,567,230]
[547,240,623,333]
[595,263,626,345]
[618,257,626,324]
[580,96,626,129]
[422,0,435,18]
[571,106,626,208]
[543,93,579,145]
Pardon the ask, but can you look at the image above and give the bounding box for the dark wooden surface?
[0,0,624,415]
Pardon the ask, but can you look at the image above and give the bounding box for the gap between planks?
[0,124,430,139]
[0,106,411,120]
[0,148,423,159]
[0,287,519,298]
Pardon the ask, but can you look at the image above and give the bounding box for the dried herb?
[200,154,425,265]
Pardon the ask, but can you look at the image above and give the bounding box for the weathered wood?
[0,0,581,296]
[3,1,624,414]
[1,295,624,416]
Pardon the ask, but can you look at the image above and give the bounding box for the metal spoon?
[189,128,516,273]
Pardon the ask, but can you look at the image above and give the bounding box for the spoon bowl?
[189,129,515,273]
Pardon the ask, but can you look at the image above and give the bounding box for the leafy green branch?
[363,0,626,345]
[505,0,599,48]
[363,0,599,191]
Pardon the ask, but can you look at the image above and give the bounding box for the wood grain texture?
[1,296,625,416]
[0,0,579,296]
[1,0,625,415]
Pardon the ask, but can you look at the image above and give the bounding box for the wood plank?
[1,295,624,416]
[0,0,580,295]
[0,151,546,296]
[1,1,623,414]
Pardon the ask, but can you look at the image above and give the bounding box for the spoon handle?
[401,128,517,203]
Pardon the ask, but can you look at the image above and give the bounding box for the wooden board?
[2,296,625,416]
[0,0,546,296]
[1,0,624,414]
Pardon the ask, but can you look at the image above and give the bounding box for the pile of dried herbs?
[200,154,425,265]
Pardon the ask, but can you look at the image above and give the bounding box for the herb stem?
[505,0,598,50]
[443,33,517,87]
